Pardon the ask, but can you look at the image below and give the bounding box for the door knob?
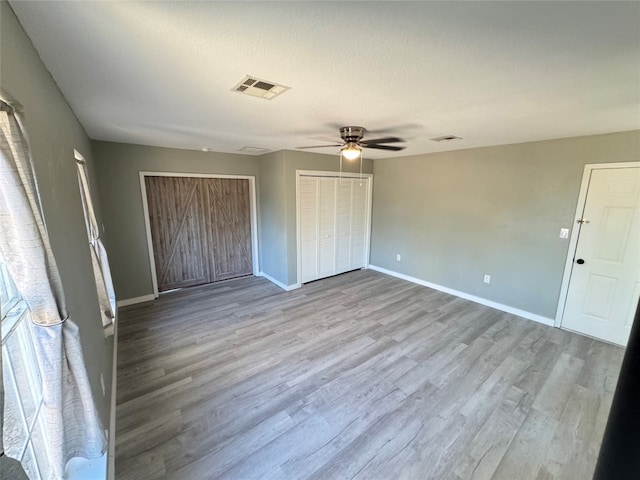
[576,258,585,265]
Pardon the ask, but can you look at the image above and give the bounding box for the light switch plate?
[559,228,569,239]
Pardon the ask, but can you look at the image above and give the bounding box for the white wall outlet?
[483,274,491,284]
[396,254,401,261]
[100,373,106,396]
[559,228,569,239]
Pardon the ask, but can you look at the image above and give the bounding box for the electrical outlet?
[100,373,106,396]
[559,228,569,239]
[483,274,491,284]
[396,254,401,261]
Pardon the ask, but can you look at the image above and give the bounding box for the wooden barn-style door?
[144,175,253,292]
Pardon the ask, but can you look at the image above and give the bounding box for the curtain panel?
[0,101,106,478]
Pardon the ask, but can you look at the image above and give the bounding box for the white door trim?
[555,161,640,328]
[295,170,373,289]
[139,171,260,298]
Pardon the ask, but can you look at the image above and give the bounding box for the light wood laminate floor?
[115,270,624,480]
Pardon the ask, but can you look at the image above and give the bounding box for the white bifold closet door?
[300,175,370,283]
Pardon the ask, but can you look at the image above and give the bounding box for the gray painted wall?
[94,143,374,296]
[370,131,640,319]
[258,151,288,285]
[1,0,113,429]
[92,141,259,301]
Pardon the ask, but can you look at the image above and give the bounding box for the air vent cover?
[232,75,289,100]
[238,146,270,154]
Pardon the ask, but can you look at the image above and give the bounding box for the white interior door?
[336,179,353,273]
[300,176,319,283]
[317,178,337,278]
[297,173,371,285]
[561,166,640,346]
[350,179,368,271]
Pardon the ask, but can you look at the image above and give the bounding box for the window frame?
[74,150,116,331]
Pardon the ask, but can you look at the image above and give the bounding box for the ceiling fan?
[297,126,405,159]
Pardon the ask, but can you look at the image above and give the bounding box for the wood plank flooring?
[115,270,625,480]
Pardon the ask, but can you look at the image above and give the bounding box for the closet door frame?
[140,171,259,298]
[295,170,373,289]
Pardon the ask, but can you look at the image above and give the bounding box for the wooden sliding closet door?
[145,176,212,291]
[204,178,253,281]
[145,176,252,292]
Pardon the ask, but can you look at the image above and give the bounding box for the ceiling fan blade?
[296,144,343,149]
[366,123,423,135]
[363,144,405,151]
[309,136,342,144]
[360,137,404,145]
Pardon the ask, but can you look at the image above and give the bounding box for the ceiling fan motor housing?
[340,126,366,142]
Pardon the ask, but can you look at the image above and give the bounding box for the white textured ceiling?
[9,1,640,158]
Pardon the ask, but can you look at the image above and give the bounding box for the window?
[75,151,116,329]
[1,257,53,479]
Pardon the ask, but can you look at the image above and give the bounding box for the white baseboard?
[116,294,156,308]
[257,272,299,291]
[368,265,555,327]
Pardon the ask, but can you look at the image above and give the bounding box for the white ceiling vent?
[232,75,289,100]
[238,146,270,154]
[430,135,463,143]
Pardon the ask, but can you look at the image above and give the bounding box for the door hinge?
[576,218,590,225]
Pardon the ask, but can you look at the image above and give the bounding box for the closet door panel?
[335,179,353,273]
[205,178,253,281]
[350,179,368,269]
[300,177,319,283]
[298,174,370,284]
[317,178,337,278]
[145,176,211,291]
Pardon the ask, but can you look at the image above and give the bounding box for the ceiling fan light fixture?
[341,143,362,160]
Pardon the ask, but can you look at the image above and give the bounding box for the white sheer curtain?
[0,101,106,477]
